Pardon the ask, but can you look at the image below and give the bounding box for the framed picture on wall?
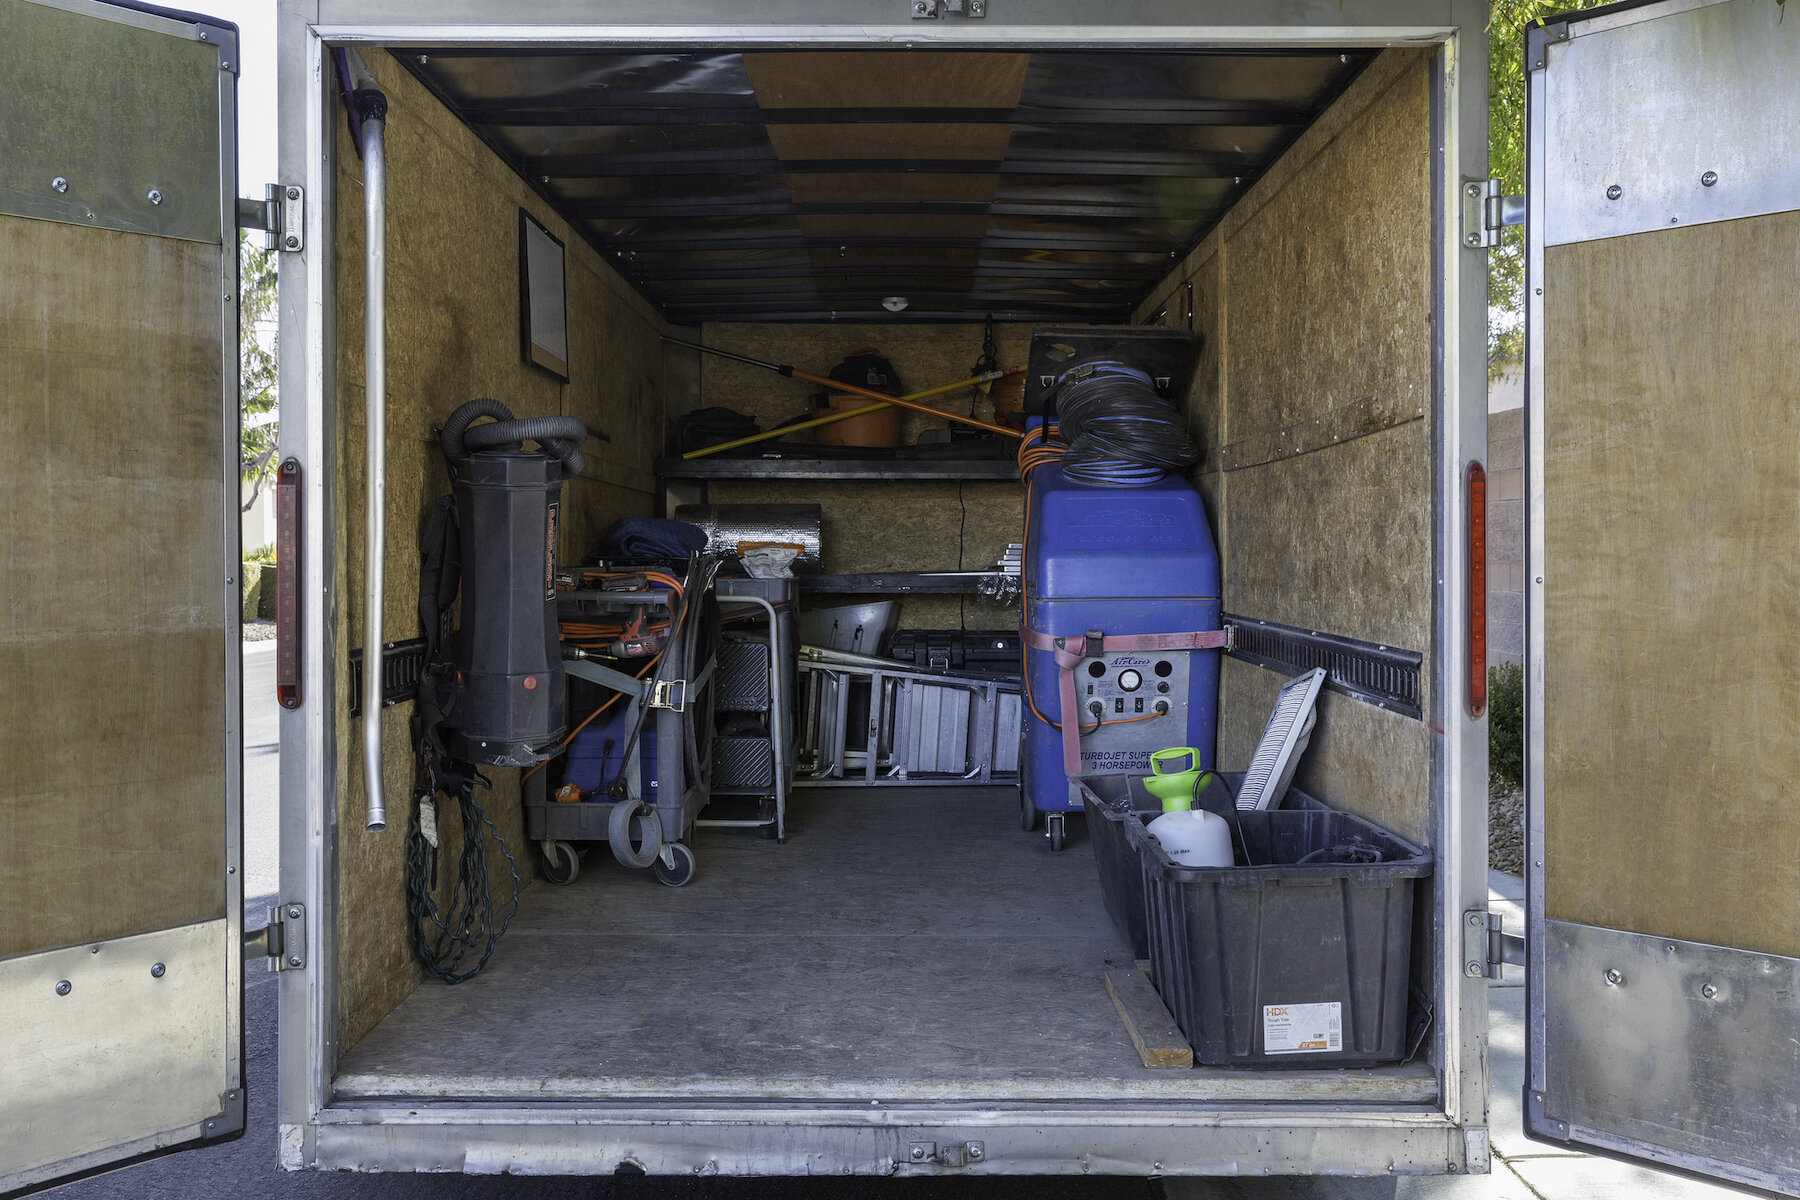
[519,210,569,381]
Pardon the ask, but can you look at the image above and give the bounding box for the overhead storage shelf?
[657,456,1019,482]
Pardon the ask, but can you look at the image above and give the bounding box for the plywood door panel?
[0,216,226,959]
[1542,212,1800,958]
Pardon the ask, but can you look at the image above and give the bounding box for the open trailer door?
[0,0,247,1193]
[1524,0,1800,1193]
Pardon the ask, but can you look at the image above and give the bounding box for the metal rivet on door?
[1701,171,1718,187]
[147,189,163,205]
[1605,184,1622,200]
[51,176,68,193]
[1604,968,1624,986]
[150,962,166,978]
[55,980,71,996]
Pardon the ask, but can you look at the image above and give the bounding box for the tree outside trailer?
[240,230,279,515]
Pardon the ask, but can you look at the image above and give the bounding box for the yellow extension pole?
[682,365,1024,459]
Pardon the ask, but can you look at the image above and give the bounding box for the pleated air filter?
[1236,667,1327,812]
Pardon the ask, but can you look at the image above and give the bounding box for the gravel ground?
[1488,777,1524,875]
[244,620,276,642]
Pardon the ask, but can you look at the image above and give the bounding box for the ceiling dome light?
[882,296,909,312]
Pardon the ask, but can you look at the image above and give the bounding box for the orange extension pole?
[663,337,1025,441]
[682,365,1025,459]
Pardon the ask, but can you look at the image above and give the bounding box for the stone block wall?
[1488,405,1524,667]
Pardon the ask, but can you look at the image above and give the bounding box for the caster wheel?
[1019,788,1041,831]
[653,843,697,887]
[1047,815,1066,853]
[541,840,580,886]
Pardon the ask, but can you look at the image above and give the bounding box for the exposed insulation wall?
[1542,214,1800,957]
[697,322,1029,628]
[332,52,669,1049]
[1136,49,1436,845]
[1,219,226,958]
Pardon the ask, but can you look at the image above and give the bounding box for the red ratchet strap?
[1024,627,1233,774]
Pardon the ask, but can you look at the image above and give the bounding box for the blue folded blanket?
[604,516,708,559]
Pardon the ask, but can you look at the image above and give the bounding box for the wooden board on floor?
[1106,965,1193,1069]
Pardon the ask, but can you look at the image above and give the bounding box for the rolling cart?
[524,566,718,887]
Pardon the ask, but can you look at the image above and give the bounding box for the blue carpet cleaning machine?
[1018,327,1226,850]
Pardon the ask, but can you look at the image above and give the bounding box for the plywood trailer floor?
[335,787,1435,1105]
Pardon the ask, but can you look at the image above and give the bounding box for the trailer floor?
[335,787,1436,1104]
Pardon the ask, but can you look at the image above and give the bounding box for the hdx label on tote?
[1263,1002,1342,1054]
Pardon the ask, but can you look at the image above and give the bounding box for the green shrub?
[244,543,278,565]
[1488,661,1524,788]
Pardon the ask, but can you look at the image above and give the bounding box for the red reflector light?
[275,459,302,710]
[1468,461,1488,718]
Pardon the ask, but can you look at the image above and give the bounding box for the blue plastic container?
[563,706,658,799]
[1021,419,1221,816]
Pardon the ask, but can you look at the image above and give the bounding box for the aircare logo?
[1112,655,1152,666]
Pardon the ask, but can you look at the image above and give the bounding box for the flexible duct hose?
[1048,361,1200,487]
[465,417,588,475]
[441,398,588,478]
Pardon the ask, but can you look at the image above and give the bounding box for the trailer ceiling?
[397,48,1373,324]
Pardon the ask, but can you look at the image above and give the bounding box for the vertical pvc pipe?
[354,74,390,832]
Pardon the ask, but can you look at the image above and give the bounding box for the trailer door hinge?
[908,1141,985,1167]
[1461,178,1524,249]
[237,183,304,252]
[1462,910,1525,980]
[912,0,986,17]
[243,902,306,971]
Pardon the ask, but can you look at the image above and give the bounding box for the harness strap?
[1023,626,1233,774]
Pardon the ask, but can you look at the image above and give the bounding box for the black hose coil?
[1048,361,1200,487]
[442,397,588,478]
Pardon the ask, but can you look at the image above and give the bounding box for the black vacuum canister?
[441,450,567,767]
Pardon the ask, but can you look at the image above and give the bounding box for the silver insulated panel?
[674,503,822,571]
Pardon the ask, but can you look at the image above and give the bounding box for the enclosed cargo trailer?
[2,0,1797,1193]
